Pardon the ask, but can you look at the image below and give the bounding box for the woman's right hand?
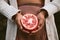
[12,11,23,30]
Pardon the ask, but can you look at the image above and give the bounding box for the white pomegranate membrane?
[21,14,38,31]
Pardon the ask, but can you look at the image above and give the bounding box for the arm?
[43,0,60,16]
[0,1,20,21]
[36,0,60,34]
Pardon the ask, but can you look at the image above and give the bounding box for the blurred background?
[0,11,60,40]
[0,13,7,40]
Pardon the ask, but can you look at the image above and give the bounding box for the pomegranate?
[21,13,38,31]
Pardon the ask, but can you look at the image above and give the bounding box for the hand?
[37,11,45,27]
[31,10,47,34]
[12,12,32,34]
[30,11,46,34]
[12,11,23,30]
[37,9,48,27]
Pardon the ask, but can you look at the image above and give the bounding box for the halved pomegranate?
[21,13,38,31]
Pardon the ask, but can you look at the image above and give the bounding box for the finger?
[18,17,23,30]
[40,21,44,27]
[15,13,23,29]
[39,18,44,25]
[22,30,30,33]
[37,12,45,25]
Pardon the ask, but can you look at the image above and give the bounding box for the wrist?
[38,9,48,18]
[12,11,21,21]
